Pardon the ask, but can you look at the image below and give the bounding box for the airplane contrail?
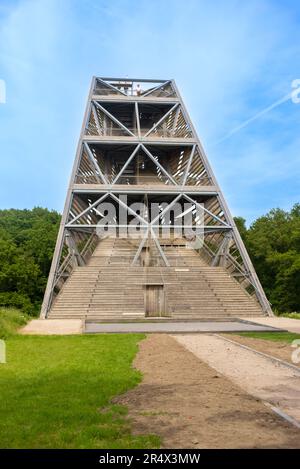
[212,90,293,146]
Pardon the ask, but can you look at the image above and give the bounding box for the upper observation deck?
[76,77,214,190]
[92,77,179,102]
[85,78,195,143]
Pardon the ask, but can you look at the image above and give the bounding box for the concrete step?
[48,238,265,320]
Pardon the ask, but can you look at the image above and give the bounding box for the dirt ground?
[174,333,300,424]
[222,334,300,367]
[115,334,300,448]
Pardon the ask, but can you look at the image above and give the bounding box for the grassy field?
[0,324,159,448]
[236,331,300,342]
[279,312,300,320]
[0,307,29,339]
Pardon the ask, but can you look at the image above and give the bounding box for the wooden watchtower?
[41,77,272,320]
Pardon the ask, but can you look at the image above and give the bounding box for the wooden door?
[145,285,164,317]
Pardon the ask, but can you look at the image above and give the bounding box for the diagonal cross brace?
[141,144,177,185]
[183,193,231,228]
[150,227,170,267]
[83,142,108,184]
[110,193,148,225]
[135,102,141,138]
[142,80,172,98]
[96,77,127,96]
[131,227,150,266]
[91,103,102,135]
[143,103,179,138]
[181,145,196,186]
[93,101,136,137]
[111,144,141,185]
[150,194,182,225]
[67,192,110,226]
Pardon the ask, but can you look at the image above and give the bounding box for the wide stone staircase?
[48,237,265,321]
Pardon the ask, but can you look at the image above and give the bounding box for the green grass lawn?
[279,312,300,320]
[0,333,160,448]
[0,307,29,339]
[235,331,300,342]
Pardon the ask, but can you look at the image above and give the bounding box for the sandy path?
[243,317,300,334]
[221,333,300,367]
[115,334,300,448]
[173,334,300,423]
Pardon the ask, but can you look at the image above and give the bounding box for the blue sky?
[0,0,299,224]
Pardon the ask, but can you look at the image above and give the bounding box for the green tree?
[234,216,248,243]
[0,208,60,314]
[235,204,300,313]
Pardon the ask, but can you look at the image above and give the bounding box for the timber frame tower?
[41,77,272,319]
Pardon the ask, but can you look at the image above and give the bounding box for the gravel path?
[221,334,300,368]
[115,334,300,448]
[173,334,300,423]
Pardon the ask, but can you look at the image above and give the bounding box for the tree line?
[235,204,300,313]
[0,208,60,314]
[0,205,299,315]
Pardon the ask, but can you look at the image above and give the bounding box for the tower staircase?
[48,238,264,321]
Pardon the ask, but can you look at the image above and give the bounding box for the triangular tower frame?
[41,77,272,317]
